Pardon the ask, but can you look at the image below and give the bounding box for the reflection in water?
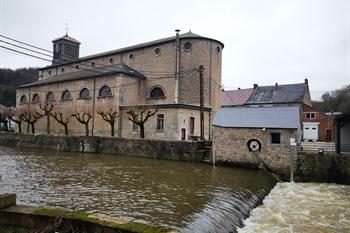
[0,146,276,232]
[238,182,350,233]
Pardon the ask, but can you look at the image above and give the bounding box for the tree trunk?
[46,115,50,134]
[139,124,145,138]
[31,123,35,134]
[110,122,115,137]
[85,123,89,136]
[64,124,69,136]
[17,122,22,133]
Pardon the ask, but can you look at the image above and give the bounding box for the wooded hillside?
[0,68,38,106]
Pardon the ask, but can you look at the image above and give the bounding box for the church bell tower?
[52,33,80,65]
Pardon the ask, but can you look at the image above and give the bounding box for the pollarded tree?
[126,108,158,139]
[4,107,23,133]
[97,103,118,136]
[39,101,54,134]
[51,110,72,136]
[73,106,92,136]
[19,106,43,134]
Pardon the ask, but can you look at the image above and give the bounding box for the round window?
[184,42,192,52]
[129,53,135,61]
[109,57,114,64]
[216,46,221,54]
[155,47,161,56]
[75,64,79,69]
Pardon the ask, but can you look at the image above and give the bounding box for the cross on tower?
[65,23,69,36]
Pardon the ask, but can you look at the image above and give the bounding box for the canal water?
[0,146,276,232]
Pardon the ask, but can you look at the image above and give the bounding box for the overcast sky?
[1,0,349,100]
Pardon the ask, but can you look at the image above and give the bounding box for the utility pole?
[199,65,205,141]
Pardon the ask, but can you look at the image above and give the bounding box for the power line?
[0,34,52,54]
[0,39,52,58]
[0,45,52,62]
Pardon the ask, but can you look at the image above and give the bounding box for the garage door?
[303,123,319,140]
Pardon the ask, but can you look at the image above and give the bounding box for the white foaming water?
[238,182,350,233]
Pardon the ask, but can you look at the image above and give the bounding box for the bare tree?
[73,106,92,136]
[39,102,54,134]
[97,103,119,136]
[19,106,43,134]
[4,107,23,133]
[126,108,158,138]
[51,110,72,136]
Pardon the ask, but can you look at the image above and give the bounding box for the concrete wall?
[0,132,208,162]
[212,126,298,179]
[294,153,350,184]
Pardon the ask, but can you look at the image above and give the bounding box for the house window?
[61,67,65,73]
[132,122,139,131]
[99,85,112,98]
[91,61,96,67]
[216,46,221,54]
[20,95,28,104]
[306,113,316,119]
[149,86,165,99]
[271,132,281,144]
[156,114,164,131]
[79,88,90,99]
[61,90,72,100]
[189,117,195,135]
[32,93,41,104]
[46,92,55,102]
[109,57,114,64]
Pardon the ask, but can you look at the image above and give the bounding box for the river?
[1,146,349,233]
[0,146,276,232]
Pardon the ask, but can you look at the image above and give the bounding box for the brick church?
[16,30,224,140]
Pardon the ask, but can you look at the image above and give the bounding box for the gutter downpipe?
[174,29,180,104]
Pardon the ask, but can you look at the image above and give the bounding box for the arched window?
[149,86,165,99]
[99,85,112,98]
[20,95,27,104]
[61,90,72,100]
[32,93,41,104]
[46,92,55,102]
[79,88,90,99]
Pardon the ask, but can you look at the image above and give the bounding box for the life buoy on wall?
[247,139,261,152]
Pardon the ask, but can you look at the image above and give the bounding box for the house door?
[189,117,194,135]
[326,129,332,141]
[181,128,186,140]
[303,123,319,141]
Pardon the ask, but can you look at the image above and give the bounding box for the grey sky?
[1,0,349,100]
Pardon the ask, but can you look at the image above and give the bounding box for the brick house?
[16,30,224,140]
[301,103,335,142]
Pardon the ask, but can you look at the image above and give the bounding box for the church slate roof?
[213,106,300,129]
[39,31,224,70]
[245,83,307,105]
[52,35,81,44]
[20,63,146,88]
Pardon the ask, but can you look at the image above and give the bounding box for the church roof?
[52,34,81,44]
[20,63,145,88]
[39,31,224,70]
[245,83,307,105]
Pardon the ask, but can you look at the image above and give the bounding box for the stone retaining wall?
[0,132,208,162]
[294,153,350,185]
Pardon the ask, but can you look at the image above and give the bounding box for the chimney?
[253,84,258,89]
[174,29,180,104]
[304,78,308,84]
